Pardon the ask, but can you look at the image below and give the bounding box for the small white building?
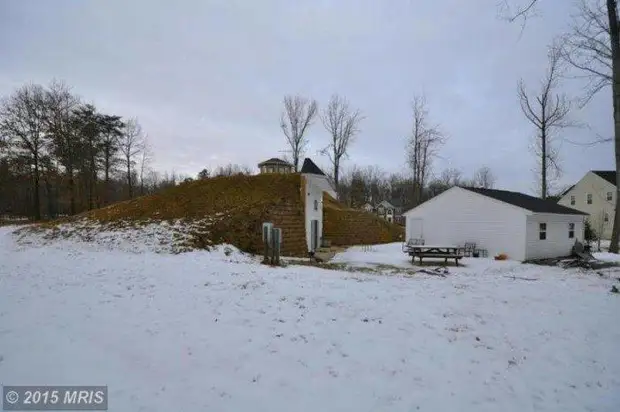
[403,186,588,261]
[300,158,337,253]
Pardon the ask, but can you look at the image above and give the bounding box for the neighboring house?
[375,199,405,224]
[403,186,588,261]
[300,158,337,253]
[360,202,374,213]
[558,170,615,240]
[258,158,294,174]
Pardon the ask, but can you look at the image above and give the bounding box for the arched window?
[314,199,319,211]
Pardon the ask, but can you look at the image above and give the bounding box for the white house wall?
[558,171,613,240]
[405,187,528,261]
[525,213,584,260]
[303,175,325,252]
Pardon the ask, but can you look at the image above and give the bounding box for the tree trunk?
[607,0,620,253]
[127,160,133,199]
[541,129,547,199]
[32,158,41,221]
[68,169,76,215]
[334,160,340,193]
[44,171,54,219]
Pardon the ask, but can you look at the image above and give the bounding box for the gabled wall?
[558,171,614,239]
[404,187,528,260]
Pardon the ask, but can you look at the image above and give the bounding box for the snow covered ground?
[1,227,620,411]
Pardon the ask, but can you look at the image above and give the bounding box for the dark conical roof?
[300,158,325,176]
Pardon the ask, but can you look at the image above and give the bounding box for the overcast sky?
[0,0,612,194]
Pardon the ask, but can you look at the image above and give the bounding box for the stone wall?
[266,200,307,257]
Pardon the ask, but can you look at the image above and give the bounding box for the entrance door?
[311,219,319,251]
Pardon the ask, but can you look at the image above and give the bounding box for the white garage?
[403,186,588,261]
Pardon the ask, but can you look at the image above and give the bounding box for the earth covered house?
[30,158,403,257]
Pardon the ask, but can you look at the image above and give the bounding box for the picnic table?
[404,244,463,266]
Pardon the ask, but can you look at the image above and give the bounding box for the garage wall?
[405,187,528,260]
[525,213,585,260]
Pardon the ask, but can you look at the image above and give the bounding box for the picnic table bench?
[403,244,463,267]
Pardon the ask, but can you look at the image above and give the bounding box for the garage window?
[568,223,574,239]
[586,193,592,204]
[608,192,613,201]
[539,223,547,240]
[604,213,609,223]
[570,195,575,206]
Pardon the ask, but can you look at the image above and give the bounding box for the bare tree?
[320,94,363,192]
[213,163,253,177]
[44,80,81,214]
[119,118,145,198]
[406,95,445,206]
[0,84,48,220]
[439,168,463,187]
[280,95,318,171]
[472,166,497,189]
[138,137,153,196]
[562,0,612,104]
[518,43,571,199]
[503,0,620,252]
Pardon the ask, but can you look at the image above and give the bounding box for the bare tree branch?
[472,166,497,189]
[560,0,612,106]
[503,0,539,22]
[518,42,572,199]
[406,95,446,206]
[119,118,145,198]
[280,95,318,172]
[320,94,363,192]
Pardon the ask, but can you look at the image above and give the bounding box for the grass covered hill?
[18,173,404,255]
[323,193,405,246]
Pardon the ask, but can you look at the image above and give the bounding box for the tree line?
[276,91,496,212]
[0,81,173,220]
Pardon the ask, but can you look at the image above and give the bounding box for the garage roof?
[461,187,588,215]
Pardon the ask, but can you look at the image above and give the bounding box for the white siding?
[525,213,584,260]
[558,171,614,239]
[405,187,528,261]
[303,176,324,252]
[405,217,423,240]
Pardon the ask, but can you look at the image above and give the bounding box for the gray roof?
[258,158,292,167]
[461,187,588,215]
[592,170,616,186]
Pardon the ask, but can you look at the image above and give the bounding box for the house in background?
[258,158,294,174]
[376,199,405,224]
[558,170,615,240]
[403,186,588,261]
[361,202,374,213]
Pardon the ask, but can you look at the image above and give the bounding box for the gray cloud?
[0,0,611,193]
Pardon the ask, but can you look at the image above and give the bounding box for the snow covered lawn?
[1,228,619,411]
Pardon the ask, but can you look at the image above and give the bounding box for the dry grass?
[323,193,405,246]
[28,173,403,256]
[35,174,305,254]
